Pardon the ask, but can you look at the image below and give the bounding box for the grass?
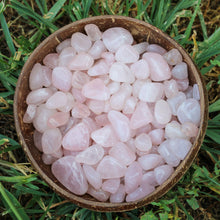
[0,0,220,219]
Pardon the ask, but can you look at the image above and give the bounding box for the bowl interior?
[14,15,208,212]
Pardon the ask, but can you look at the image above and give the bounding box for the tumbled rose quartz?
[141,171,158,186]
[130,59,150,80]
[43,53,59,69]
[52,67,72,92]
[59,117,79,135]
[71,88,86,103]
[102,27,133,52]
[148,128,164,146]
[42,128,62,154]
[88,59,109,76]
[29,63,44,90]
[163,48,182,65]
[52,156,88,195]
[23,104,36,123]
[46,91,67,109]
[102,178,120,194]
[51,147,63,158]
[193,84,200,100]
[138,154,163,171]
[41,66,52,87]
[71,32,92,52]
[176,78,189,91]
[109,142,136,166]
[108,110,130,142]
[83,164,102,189]
[82,78,110,101]
[135,124,152,137]
[139,82,164,102]
[58,92,75,112]
[48,112,70,128]
[181,122,198,137]
[130,102,153,129]
[123,96,137,114]
[75,144,104,165]
[110,184,126,203]
[72,71,90,89]
[71,102,90,118]
[86,100,104,115]
[62,122,90,151]
[143,52,171,81]
[63,149,80,157]
[124,162,143,194]
[164,79,179,99]
[101,52,115,66]
[147,44,167,55]
[177,98,201,126]
[165,121,187,139]
[135,133,152,152]
[95,114,109,127]
[84,24,102,41]
[171,62,188,79]
[109,62,135,83]
[132,42,148,54]
[58,47,76,67]
[88,40,107,59]
[185,86,193,98]
[96,156,127,179]
[82,117,97,134]
[68,52,94,70]
[56,38,71,53]
[26,88,53,105]
[42,153,58,165]
[132,80,145,97]
[33,130,43,152]
[107,81,120,95]
[154,165,174,185]
[115,44,139,63]
[87,186,110,202]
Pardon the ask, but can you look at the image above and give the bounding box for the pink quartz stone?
[130,102,153,129]
[171,62,188,79]
[33,105,56,133]
[115,44,139,63]
[138,154,163,171]
[176,78,189,91]
[62,122,90,151]
[135,133,152,152]
[163,48,182,65]
[48,112,70,128]
[42,153,57,165]
[71,32,92,52]
[82,78,110,101]
[151,118,166,129]
[98,74,110,85]
[51,147,63,158]
[147,44,167,55]
[154,100,172,124]
[102,178,120,194]
[132,80,145,97]
[107,81,120,95]
[71,102,90,118]
[33,130,43,152]
[135,124,152,137]
[87,99,105,115]
[29,63,44,90]
[126,183,155,202]
[108,110,130,142]
[68,52,94,70]
[95,114,109,127]
[75,144,104,165]
[63,149,81,157]
[143,52,171,81]
[110,184,126,203]
[124,162,143,193]
[164,79,179,98]
[132,42,149,54]
[193,84,200,100]
[23,104,36,123]
[82,117,97,133]
[88,59,109,76]
[181,122,198,138]
[88,40,107,59]
[101,52,115,66]
[130,59,150,80]
[52,67,72,92]
[71,88,86,103]
[41,66,52,87]
[46,91,67,109]
[96,156,127,179]
[177,98,201,126]
[109,142,136,166]
[43,53,59,69]
[56,38,71,53]
[58,47,76,67]
[26,88,53,105]
[91,124,118,147]
[72,71,90,89]
[139,82,164,102]
[52,156,88,195]
[141,171,158,186]
[184,86,193,98]
[154,164,174,185]
[85,24,102,41]
[158,140,180,167]
[165,121,187,139]
[83,164,102,189]
[109,62,135,83]
[167,92,186,116]
[102,27,133,52]
[87,186,110,202]
[148,128,164,146]
[58,92,75,112]
[59,117,79,135]
[123,96,137,114]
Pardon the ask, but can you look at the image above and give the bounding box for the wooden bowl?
[14,15,208,212]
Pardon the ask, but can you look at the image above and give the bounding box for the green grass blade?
[206,129,220,144]
[35,0,45,15]
[197,7,208,40]
[209,99,220,113]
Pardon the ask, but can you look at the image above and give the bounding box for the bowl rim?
[14,15,209,212]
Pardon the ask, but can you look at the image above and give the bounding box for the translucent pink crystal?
[135,123,152,137]
[135,133,152,152]
[56,38,71,53]
[52,156,88,195]
[71,102,90,118]
[52,67,72,92]
[154,100,172,124]
[82,117,97,133]
[185,86,193,98]
[143,52,171,81]
[142,171,158,186]
[84,24,102,41]
[101,52,115,66]
[147,44,167,55]
[138,154,163,171]
[48,112,70,128]
[148,128,164,146]
[102,27,133,52]
[123,96,137,114]
[88,40,107,59]
[193,84,200,100]
[108,110,130,142]
[88,59,109,76]
[71,71,90,89]
[23,104,36,123]
[71,88,86,103]
[82,78,110,101]
[58,47,76,67]
[29,63,44,90]
[171,62,188,79]
[71,32,92,52]
[165,121,187,139]
[59,117,79,135]
[33,130,43,152]
[181,122,198,137]
[132,80,145,97]
[41,66,52,87]
[42,153,57,165]
[95,114,109,127]
[87,99,105,115]
[43,53,59,69]
[163,48,182,65]
[133,42,149,54]
[164,79,179,98]
[87,186,110,202]
[110,184,126,203]
[62,122,90,151]
[154,165,174,185]
[26,88,52,105]
[102,178,120,194]
[96,156,127,179]
[41,128,62,154]
[46,91,67,109]
[58,92,75,112]
[107,81,120,95]
[176,78,189,91]
[130,59,150,80]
